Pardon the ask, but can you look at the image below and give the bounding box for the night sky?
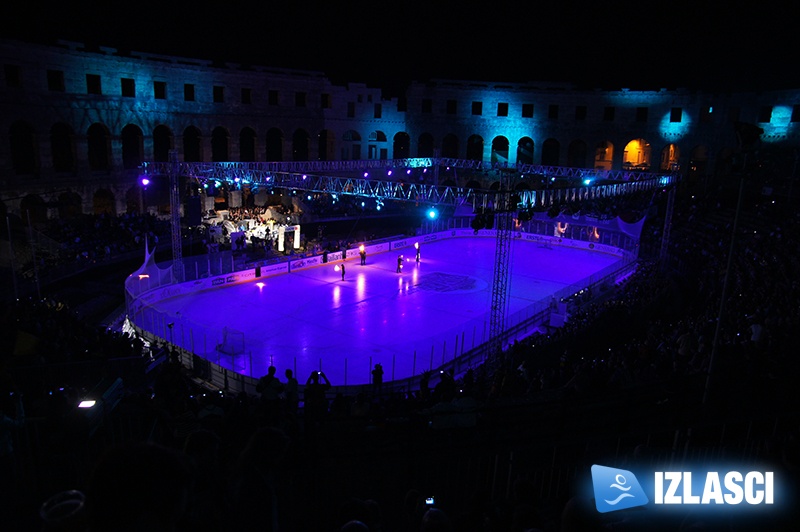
[5,1,799,96]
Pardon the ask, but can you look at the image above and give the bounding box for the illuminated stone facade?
[2,38,799,220]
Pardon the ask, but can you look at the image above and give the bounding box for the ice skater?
[359,245,366,265]
[396,255,403,273]
[341,263,346,281]
[415,242,421,263]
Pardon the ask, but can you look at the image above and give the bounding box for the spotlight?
[140,177,150,187]
[426,207,439,220]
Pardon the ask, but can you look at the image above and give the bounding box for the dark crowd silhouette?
[2,175,800,531]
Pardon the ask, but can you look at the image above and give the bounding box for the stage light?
[140,177,150,187]
[334,265,340,271]
[426,207,439,220]
[78,400,97,409]
[364,172,369,178]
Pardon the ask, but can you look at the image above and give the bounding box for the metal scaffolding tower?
[488,193,515,360]
[168,150,183,282]
[659,186,677,271]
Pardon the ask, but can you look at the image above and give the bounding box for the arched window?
[623,138,651,170]
[10,121,38,175]
[20,194,47,224]
[442,134,459,158]
[660,143,680,171]
[516,137,534,165]
[183,126,202,162]
[239,127,256,162]
[93,189,116,215]
[491,136,509,164]
[211,127,230,162]
[567,140,588,168]
[417,133,434,157]
[153,125,173,162]
[466,135,484,161]
[58,191,83,219]
[121,124,143,169]
[393,132,410,159]
[318,130,335,161]
[266,128,284,161]
[342,130,361,160]
[541,138,560,166]
[594,141,613,170]
[51,122,75,173]
[87,123,111,171]
[292,129,310,161]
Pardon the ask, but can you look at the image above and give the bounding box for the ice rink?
[144,236,625,386]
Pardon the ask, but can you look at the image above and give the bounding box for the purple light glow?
[135,237,624,386]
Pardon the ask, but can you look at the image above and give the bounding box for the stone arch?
[466,135,484,161]
[239,127,257,162]
[567,139,588,168]
[125,186,141,214]
[121,124,144,170]
[266,128,284,161]
[441,133,459,158]
[369,130,387,142]
[342,129,362,160]
[541,138,560,166]
[623,138,652,170]
[87,122,111,171]
[9,120,38,175]
[51,122,76,174]
[58,190,83,219]
[517,137,534,165]
[292,129,310,161]
[93,189,116,215]
[660,143,680,171]
[211,126,230,162]
[183,126,202,162]
[20,194,47,224]
[153,125,173,162]
[688,145,710,176]
[318,129,335,161]
[491,136,509,164]
[594,140,614,170]
[393,132,410,159]
[417,133,434,157]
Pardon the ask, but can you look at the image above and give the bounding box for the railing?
[126,219,639,395]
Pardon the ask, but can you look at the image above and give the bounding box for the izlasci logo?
[591,465,649,513]
[592,465,775,514]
